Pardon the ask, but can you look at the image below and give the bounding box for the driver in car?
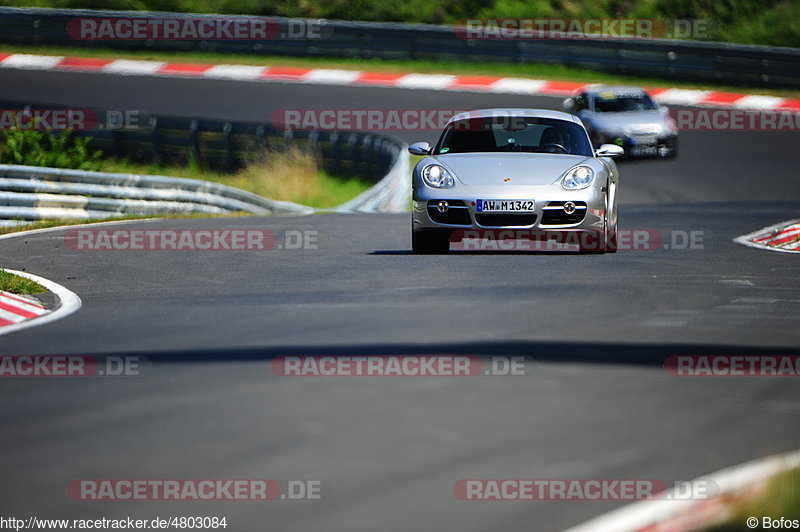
[540,127,571,153]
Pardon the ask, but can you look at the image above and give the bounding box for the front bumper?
[598,132,677,158]
[412,185,606,234]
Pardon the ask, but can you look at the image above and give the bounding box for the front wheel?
[605,188,618,253]
[658,138,678,158]
[580,190,617,254]
[412,230,451,254]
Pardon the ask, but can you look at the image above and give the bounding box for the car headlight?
[421,164,455,188]
[561,165,595,190]
[664,115,678,134]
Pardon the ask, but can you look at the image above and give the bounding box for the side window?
[574,93,588,111]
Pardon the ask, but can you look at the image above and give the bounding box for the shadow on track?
[83,340,798,368]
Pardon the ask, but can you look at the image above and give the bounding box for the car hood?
[588,111,666,133]
[434,153,591,186]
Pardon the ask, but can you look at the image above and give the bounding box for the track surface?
[1,69,799,531]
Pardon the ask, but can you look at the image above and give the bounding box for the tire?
[658,138,678,158]
[412,230,451,254]
[605,186,618,253]
[580,189,616,254]
[606,223,618,253]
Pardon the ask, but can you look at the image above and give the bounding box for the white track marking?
[396,73,457,89]
[203,64,266,80]
[0,269,82,337]
[103,59,167,75]
[0,54,64,70]
[302,69,362,84]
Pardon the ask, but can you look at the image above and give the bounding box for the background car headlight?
[561,166,595,190]
[664,115,678,134]
[422,164,455,188]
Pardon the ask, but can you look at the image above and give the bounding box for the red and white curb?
[563,449,800,532]
[0,269,81,337]
[1,52,799,112]
[734,219,800,253]
[0,289,47,327]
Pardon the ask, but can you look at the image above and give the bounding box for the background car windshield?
[434,117,593,156]
[594,92,657,113]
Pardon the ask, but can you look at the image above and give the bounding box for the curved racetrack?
[1,69,799,531]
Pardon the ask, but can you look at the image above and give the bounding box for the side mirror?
[595,144,624,158]
[658,104,669,115]
[408,142,432,156]
[562,98,575,111]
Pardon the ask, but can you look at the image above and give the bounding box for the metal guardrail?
[0,7,799,88]
[0,102,410,220]
[0,164,314,220]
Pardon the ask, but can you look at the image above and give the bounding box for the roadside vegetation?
[99,147,372,209]
[0,270,45,295]
[0,129,102,170]
[704,466,800,531]
[0,129,372,209]
[6,0,799,47]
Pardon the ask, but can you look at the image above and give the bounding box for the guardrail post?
[223,122,234,170]
[345,133,358,175]
[329,132,340,175]
[358,134,372,178]
[31,18,41,44]
[365,136,379,178]
[255,125,267,163]
[111,130,122,159]
[149,116,160,164]
[189,119,201,166]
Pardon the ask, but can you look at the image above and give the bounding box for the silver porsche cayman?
[409,108,623,254]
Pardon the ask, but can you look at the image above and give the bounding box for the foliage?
[8,0,799,47]
[0,129,103,170]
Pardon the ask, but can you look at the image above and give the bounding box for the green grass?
[3,0,798,47]
[3,43,800,99]
[97,149,374,209]
[704,466,800,531]
[0,270,46,294]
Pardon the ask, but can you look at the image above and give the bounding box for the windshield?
[594,92,657,113]
[434,117,593,157]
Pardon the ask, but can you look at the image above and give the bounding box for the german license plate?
[476,200,535,212]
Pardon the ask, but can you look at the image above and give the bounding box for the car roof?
[581,84,648,96]
[447,108,582,125]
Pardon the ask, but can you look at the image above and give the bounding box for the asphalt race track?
[0,69,799,531]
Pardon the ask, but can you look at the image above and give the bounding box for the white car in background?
[563,85,678,158]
